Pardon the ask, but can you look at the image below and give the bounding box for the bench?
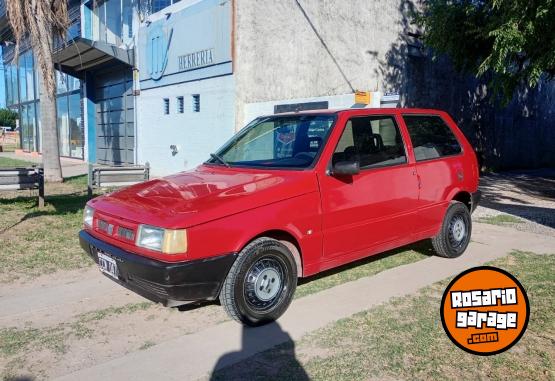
[0,130,20,152]
[0,166,45,207]
[88,163,150,197]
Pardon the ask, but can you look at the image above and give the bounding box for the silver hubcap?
[451,217,466,242]
[254,268,281,301]
[244,257,286,310]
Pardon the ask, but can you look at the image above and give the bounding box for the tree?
[415,0,555,101]
[6,0,69,182]
[0,108,18,128]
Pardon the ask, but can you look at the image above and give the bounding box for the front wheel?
[431,201,472,258]
[220,237,297,326]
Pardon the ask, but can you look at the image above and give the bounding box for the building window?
[192,94,200,113]
[92,0,134,45]
[3,48,82,158]
[152,0,181,13]
[163,98,170,114]
[177,96,184,113]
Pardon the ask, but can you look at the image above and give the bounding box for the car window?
[403,115,462,161]
[332,115,407,169]
[214,115,336,168]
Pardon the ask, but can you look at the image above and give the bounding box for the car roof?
[268,107,445,117]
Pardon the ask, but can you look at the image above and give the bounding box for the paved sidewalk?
[54,224,555,381]
[0,268,145,329]
[0,152,87,178]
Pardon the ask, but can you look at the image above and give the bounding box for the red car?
[80,108,480,326]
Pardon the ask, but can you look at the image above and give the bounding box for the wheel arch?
[451,190,472,211]
[246,229,304,278]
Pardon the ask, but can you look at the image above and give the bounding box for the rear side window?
[403,115,462,161]
[333,115,406,169]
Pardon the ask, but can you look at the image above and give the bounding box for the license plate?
[97,251,119,280]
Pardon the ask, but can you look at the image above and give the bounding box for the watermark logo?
[440,266,529,355]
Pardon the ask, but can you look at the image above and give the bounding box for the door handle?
[412,170,421,189]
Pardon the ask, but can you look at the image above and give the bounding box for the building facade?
[1,0,84,158]
[135,0,235,175]
[0,0,553,174]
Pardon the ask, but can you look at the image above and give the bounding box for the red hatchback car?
[80,108,480,325]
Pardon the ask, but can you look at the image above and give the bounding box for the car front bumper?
[79,230,237,307]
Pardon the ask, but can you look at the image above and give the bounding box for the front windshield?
[209,114,336,169]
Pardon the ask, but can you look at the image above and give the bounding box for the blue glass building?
[0,0,182,162]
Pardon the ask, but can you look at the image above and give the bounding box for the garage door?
[95,66,134,165]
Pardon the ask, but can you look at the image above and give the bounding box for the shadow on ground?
[209,322,308,381]
[480,170,555,202]
[0,192,88,234]
[479,170,555,229]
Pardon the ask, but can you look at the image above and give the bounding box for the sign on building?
[139,0,232,88]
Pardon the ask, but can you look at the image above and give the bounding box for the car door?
[400,113,465,235]
[319,113,420,260]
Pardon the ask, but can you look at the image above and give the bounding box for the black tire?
[431,201,472,258]
[220,237,297,326]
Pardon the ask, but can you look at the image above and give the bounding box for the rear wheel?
[220,237,297,326]
[431,201,472,258]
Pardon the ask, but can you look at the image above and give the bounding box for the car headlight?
[84,205,94,228]
[136,225,188,254]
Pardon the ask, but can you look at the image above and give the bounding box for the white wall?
[242,92,383,127]
[234,0,409,129]
[136,75,235,176]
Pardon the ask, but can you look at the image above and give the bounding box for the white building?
[134,0,405,175]
[3,0,552,172]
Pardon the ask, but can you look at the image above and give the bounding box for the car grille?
[97,219,114,235]
[118,226,135,241]
[93,212,137,244]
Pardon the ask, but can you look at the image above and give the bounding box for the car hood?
[89,165,318,228]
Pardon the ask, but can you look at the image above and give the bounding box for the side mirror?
[332,160,360,176]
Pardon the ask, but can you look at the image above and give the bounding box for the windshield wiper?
[210,153,231,167]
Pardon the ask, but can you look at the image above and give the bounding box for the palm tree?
[6,0,69,182]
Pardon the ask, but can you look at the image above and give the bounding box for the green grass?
[63,174,89,187]
[139,341,156,350]
[0,301,155,380]
[0,193,92,282]
[0,302,154,361]
[0,326,68,357]
[0,175,94,282]
[0,156,34,167]
[477,214,524,225]
[212,251,555,381]
[71,302,153,336]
